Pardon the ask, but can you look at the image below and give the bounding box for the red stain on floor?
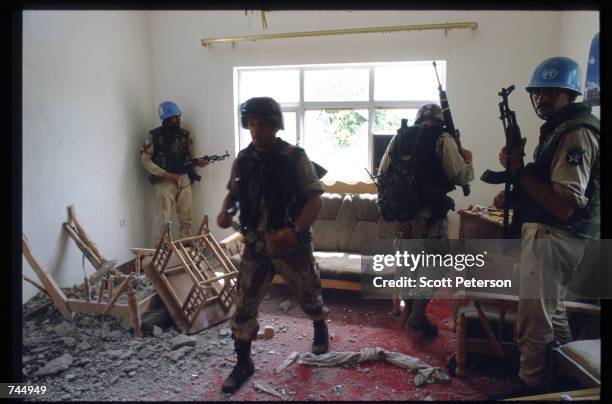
[144,287,521,401]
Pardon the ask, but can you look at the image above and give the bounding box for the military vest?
[149,126,190,173]
[378,124,454,221]
[235,138,307,233]
[520,103,600,239]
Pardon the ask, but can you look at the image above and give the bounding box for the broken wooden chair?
[22,234,158,336]
[449,290,601,380]
[142,215,238,334]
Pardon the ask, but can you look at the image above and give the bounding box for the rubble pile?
[22,293,234,401]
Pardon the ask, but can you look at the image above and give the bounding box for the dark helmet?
[414,103,445,126]
[240,97,284,131]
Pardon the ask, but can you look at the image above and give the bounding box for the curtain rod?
[201,22,478,47]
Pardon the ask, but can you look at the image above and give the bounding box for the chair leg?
[456,313,467,377]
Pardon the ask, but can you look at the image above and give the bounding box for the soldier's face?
[165,115,181,127]
[247,116,276,151]
[530,88,570,119]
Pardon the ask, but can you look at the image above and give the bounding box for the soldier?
[377,103,473,337]
[492,56,600,397]
[140,101,208,239]
[216,97,330,394]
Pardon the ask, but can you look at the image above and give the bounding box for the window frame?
[235,61,444,176]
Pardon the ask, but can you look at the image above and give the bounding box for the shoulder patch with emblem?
[566,146,586,166]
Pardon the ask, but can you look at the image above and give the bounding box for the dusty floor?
[22,286,537,401]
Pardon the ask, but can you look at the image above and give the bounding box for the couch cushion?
[347,221,380,254]
[560,339,601,381]
[351,193,380,221]
[313,220,339,251]
[228,251,364,284]
[318,193,344,220]
[334,194,358,251]
[314,251,363,283]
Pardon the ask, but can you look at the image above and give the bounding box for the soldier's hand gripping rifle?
[433,61,471,197]
[480,85,523,239]
[183,150,230,183]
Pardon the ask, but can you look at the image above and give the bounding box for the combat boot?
[221,339,255,394]
[405,300,438,338]
[312,320,329,355]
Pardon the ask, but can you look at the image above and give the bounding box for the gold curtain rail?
[201,22,478,47]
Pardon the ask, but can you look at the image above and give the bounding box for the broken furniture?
[458,205,509,239]
[63,205,117,275]
[450,290,601,380]
[141,215,238,334]
[220,181,383,291]
[22,235,158,337]
[548,303,601,389]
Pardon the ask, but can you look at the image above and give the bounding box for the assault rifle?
[183,151,230,183]
[480,85,522,239]
[433,61,471,197]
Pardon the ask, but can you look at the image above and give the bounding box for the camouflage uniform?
[516,103,600,388]
[378,131,473,303]
[226,139,329,341]
[141,126,194,239]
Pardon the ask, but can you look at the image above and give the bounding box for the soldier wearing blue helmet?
[492,57,600,398]
[141,101,209,239]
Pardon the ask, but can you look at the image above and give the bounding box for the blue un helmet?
[525,57,582,96]
[158,101,182,121]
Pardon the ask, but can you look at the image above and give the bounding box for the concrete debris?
[256,325,275,340]
[253,381,284,399]
[165,346,193,362]
[170,334,197,350]
[34,354,74,376]
[53,322,75,337]
[62,337,77,347]
[278,300,293,313]
[152,325,163,337]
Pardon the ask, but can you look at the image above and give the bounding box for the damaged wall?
[22,11,156,302]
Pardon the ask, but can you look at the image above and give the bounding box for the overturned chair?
[141,215,238,334]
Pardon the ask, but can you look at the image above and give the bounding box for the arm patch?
[566,146,586,166]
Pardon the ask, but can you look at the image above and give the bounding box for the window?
[235,61,445,181]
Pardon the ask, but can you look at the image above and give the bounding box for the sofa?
[220,181,391,291]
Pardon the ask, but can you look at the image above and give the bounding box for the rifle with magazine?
[480,85,523,239]
[150,151,230,185]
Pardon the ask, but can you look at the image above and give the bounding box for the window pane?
[238,112,296,150]
[373,108,418,134]
[374,61,445,101]
[304,109,368,181]
[239,70,299,103]
[304,69,369,102]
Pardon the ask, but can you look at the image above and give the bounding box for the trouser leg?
[229,252,275,342]
[154,181,177,238]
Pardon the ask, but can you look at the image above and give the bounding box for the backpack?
[377,126,424,221]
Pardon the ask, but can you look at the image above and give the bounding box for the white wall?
[146,10,574,240]
[22,11,156,302]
